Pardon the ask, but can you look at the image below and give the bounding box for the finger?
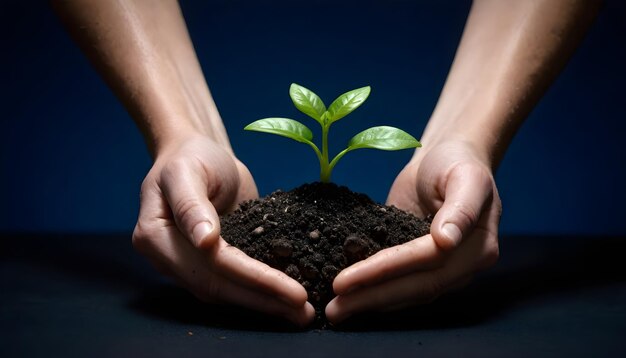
[327,222,500,324]
[145,224,308,308]
[209,239,309,308]
[332,234,446,295]
[198,278,315,327]
[159,160,221,249]
[431,163,493,250]
[327,269,448,324]
[327,262,477,324]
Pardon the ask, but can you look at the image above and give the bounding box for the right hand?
[131,134,315,326]
[326,140,501,323]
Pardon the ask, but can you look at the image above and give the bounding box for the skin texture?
[53,0,599,327]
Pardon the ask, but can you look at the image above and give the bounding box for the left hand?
[325,141,502,324]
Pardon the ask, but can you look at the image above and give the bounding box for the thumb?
[160,166,221,250]
[431,164,493,250]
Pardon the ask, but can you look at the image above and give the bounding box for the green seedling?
[245,83,421,182]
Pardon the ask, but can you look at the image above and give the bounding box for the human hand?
[132,135,315,326]
[325,141,501,323]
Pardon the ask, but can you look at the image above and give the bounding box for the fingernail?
[192,221,213,246]
[441,223,462,246]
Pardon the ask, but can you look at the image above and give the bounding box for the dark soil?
[220,182,430,326]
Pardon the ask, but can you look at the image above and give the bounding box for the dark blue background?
[1,0,625,235]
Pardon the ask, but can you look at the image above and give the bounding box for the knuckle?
[171,198,208,237]
[139,176,152,195]
[495,196,503,218]
[131,222,151,253]
[138,176,158,204]
[131,220,160,254]
[172,197,201,220]
[452,200,480,227]
[481,237,500,269]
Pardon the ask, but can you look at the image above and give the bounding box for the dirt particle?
[310,253,324,266]
[343,234,371,263]
[270,238,293,257]
[285,264,300,279]
[310,290,321,302]
[251,226,264,236]
[309,229,321,240]
[300,262,319,280]
[322,265,338,281]
[371,225,388,241]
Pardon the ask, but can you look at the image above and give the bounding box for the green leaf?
[347,126,421,151]
[326,86,371,124]
[244,118,314,144]
[289,83,326,124]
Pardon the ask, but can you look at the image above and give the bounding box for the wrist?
[413,92,515,170]
[413,119,496,171]
[151,128,234,162]
[141,100,233,159]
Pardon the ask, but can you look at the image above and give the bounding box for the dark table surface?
[1,233,625,357]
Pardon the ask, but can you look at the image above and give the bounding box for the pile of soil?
[220,182,430,325]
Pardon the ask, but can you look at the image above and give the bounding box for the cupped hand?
[132,135,314,326]
[326,141,501,324]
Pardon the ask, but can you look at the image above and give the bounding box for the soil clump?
[220,182,430,326]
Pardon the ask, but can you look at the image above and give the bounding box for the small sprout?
[251,226,264,236]
[245,83,421,182]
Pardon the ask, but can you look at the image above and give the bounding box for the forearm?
[418,0,600,168]
[53,0,232,157]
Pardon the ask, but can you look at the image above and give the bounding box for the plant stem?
[320,123,330,182]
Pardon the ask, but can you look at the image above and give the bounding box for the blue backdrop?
[1,0,625,235]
